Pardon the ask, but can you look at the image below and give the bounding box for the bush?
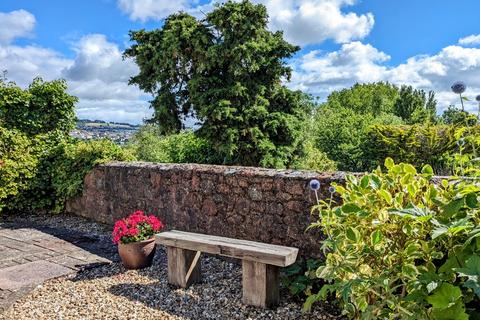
[0,127,39,212]
[281,258,323,300]
[292,141,336,172]
[311,106,375,171]
[51,139,136,212]
[0,78,77,136]
[363,124,458,174]
[306,158,480,319]
[129,125,222,164]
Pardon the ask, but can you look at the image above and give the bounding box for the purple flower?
[328,186,336,194]
[451,81,466,94]
[309,179,320,191]
[476,95,480,102]
[457,138,466,146]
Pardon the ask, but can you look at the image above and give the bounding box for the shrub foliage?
[363,124,458,173]
[307,158,480,319]
[0,79,134,213]
[0,78,77,136]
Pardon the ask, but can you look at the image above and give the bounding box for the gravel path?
[1,214,341,320]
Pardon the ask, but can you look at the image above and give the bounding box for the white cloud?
[63,34,138,83]
[258,0,374,45]
[0,45,72,86]
[117,0,190,22]
[291,42,480,113]
[459,34,480,46]
[291,41,389,94]
[76,99,150,124]
[117,0,373,46]
[0,23,151,123]
[0,10,36,44]
[61,34,151,124]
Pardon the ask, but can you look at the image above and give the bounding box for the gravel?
[1,214,342,320]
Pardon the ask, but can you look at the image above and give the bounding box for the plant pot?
[118,238,156,269]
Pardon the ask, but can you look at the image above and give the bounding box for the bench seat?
[156,230,298,267]
[156,230,299,308]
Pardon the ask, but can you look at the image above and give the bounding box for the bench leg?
[242,260,279,308]
[166,247,201,288]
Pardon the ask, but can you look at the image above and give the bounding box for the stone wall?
[66,162,349,257]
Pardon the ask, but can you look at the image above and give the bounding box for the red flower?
[112,210,165,244]
[128,227,139,236]
[128,211,147,227]
[148,215,164,231]
[112,220,128,244]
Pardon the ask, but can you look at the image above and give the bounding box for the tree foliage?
[129,125,222,164]
[394,85,437,124]
[125,0,311,167]
[0,78,77,136]
[325,82,400,116]
[441,105,478,126]
[311,106,375,171]
[324,82,437,124]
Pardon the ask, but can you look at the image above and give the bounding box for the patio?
[0,214,340,319]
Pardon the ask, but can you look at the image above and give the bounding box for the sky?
[1,0,480,124]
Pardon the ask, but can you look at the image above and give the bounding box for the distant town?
[70,119,140,144]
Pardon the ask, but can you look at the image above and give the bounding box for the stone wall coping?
[103,161,351,181]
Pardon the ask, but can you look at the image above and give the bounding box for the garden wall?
[66,162,349,257]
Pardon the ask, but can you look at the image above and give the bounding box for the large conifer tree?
[125,0,311,167]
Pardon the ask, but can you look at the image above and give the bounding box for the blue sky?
[1,0,480,123]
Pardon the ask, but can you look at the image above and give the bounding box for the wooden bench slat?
[156,230,298,267]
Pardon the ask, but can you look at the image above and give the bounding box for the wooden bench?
[156,230,298,308]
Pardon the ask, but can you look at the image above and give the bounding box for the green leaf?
[455,255,480,298]
[378,189,392,204]
[426,283,462,310]
[369,175,381,189]
[370,229,382,245]
[465,193,478,208]
[342,203,361,213]
[402,263,418,278]
[384,157,394,169]
[432,226,448,239]
[346,227,360,242]
[303,293,320,312]
[441,198,464,218]
[421,164,434,176]
[431,300,468,320]
[360,176,369,189]
[403,163,417,174]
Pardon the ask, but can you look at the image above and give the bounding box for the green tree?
[325,82,399,116]
[441,105,478,126]
[0,78,77,136]
[125,0,310,168]
[311,106,376,171]
[394,85,437,124]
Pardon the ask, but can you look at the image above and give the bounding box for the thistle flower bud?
[309,179,320,191]
[451,81,466,94]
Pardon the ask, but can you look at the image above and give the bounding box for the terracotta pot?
[118,238,156,269]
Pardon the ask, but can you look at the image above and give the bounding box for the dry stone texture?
[67,162,350,257]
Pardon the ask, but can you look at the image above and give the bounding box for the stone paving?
[0,215,117,312]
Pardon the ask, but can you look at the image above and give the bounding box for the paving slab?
[0,214,117,313]
[0,260,73,290]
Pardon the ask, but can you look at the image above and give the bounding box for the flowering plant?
[112,210,164,244]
